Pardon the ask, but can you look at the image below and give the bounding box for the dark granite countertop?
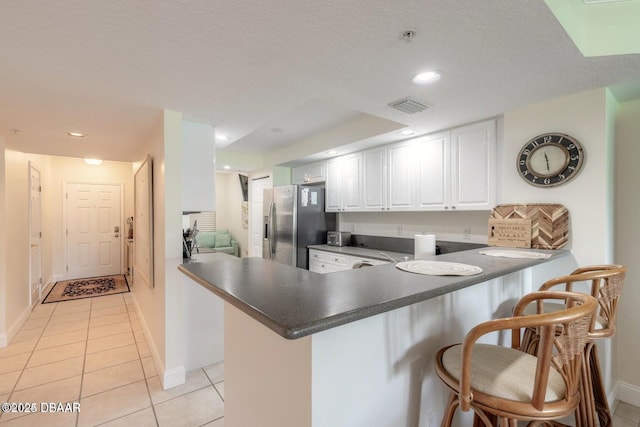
[178,248,568,340]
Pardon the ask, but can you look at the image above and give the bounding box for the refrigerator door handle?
[268,202,276,259]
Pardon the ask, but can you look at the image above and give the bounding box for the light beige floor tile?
[99,407,157,427]
[1,376,81,421]
[0,410,77,427]
[47,311,90,326]
[15,356,84,390]
[214,381,225,401]
[617,402,640,422]
[86,331,135,355]
[154,386,224,427]
[203,418,225,427]
[0,339,37,359]
[612,415,638,427]
[77,380,151,427]
[137,340,151,358]
[51,301,91,316]
[27,341,86,368]
[90,295,126,310]
[20,316,49,330]
[84,344,139,373]
[10,328,43,343]
[81,359,144,397]
[147,368,211,405]
[0,371,21,395]
[0,352,30,375]
[35,329,87,350]
[133,328,146,343]
[29,304,56,319]
[41,319,89,337]
[88,321,132,340]
[90,305,127,319]
[141,357,157,378]
[89,313,130,328]
[204,361,225,384]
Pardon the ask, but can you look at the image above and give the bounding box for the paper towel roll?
[414,234,436,259]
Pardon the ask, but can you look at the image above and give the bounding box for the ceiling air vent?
[388,97,430,114]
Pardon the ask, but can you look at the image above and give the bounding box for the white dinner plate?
[478,249,552,259]
[395,260,483,276]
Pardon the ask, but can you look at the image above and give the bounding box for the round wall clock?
[517,132,585,187]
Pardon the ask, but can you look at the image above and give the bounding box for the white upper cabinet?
[362,147,387,211]
[340,153,363,211]
[292,161,326,184]
[387,140,417,210]
[325,153,363,212]
[415,132,450,210]
[450,119,496,210]
[182,120,216,212]
[318,118,496,213]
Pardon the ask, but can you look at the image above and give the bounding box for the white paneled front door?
[66,183,122,279]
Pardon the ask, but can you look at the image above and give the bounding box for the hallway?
[0,292,224,426]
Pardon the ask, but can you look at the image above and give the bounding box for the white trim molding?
[129,292,185,390]
[617,381,640,408]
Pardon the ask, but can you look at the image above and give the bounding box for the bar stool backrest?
[538,265,627,339]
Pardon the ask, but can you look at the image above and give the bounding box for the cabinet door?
[415,132,450,210]
[292,162,326,184]
[387,141,416,210]
[341,153,362,211]
[450,120,496,210]
[325,159,342,212]
[362,147,387,211]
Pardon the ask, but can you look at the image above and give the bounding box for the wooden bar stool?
[526,265,627,427]
[434,291,598,427]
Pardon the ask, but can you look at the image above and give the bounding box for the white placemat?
[395,260,483,276]
[479,249,552,259]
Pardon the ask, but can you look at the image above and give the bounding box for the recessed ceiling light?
[412,71,442,84]
[215,134,229,142]
[223,165,231,170]
[400,129,415,136]
[84,158,103,165]
[68,132,86,138]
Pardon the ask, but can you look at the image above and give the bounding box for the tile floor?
[2,291,640,427]
[0,292,224,426]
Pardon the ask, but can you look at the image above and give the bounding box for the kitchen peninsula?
[179,248,570,427]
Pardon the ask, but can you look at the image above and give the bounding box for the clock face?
[517,133,584,187]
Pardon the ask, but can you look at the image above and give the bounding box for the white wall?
[614,97,640,402]
[502,88,613,266]
[132,110,186,389]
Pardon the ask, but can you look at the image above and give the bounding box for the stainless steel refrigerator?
[263,184,336,269]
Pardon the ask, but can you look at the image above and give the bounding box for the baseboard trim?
[617,381,640,407]
[0,303,34,347]
[129,293,185,390]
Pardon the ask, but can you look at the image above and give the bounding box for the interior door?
[249,176,271,257]
[29,164,42,305]
[67,183,122,279]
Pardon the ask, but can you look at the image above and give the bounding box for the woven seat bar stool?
[435,291,598,427]
[523,265,627,427]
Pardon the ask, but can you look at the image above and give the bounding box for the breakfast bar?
[179,248,571,427]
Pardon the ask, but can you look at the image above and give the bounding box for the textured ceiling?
[1,1,640,166]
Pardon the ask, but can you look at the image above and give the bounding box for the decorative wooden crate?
[488,204,569,249]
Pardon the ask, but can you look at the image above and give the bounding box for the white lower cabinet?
[309,249,388,274]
